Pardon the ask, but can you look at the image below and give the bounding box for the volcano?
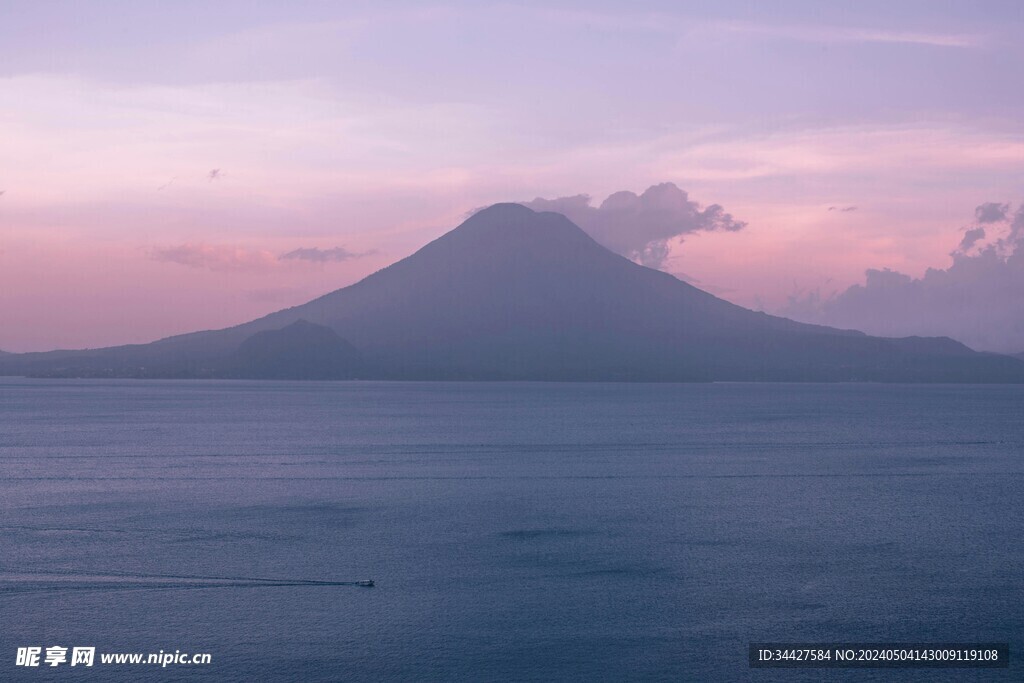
[5,203,1024,382]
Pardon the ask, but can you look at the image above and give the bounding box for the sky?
[1,1,1023,352]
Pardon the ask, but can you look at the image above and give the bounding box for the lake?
[1,378,1021,681]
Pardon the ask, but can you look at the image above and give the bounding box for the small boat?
[357,580,375,587]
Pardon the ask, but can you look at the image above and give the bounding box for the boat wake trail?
[0,569,374,594]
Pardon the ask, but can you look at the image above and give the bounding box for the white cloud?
[520,182,744,269]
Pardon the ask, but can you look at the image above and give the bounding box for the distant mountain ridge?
[4,203,1024,382]
[224,319,362,379]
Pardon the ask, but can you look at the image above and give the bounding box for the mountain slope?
[4,204,1024,381]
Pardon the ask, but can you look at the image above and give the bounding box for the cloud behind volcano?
[520,183,745,269]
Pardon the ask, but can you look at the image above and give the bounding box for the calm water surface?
[1,379,1021,681]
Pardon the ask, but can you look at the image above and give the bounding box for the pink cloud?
[149,244,280,271]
